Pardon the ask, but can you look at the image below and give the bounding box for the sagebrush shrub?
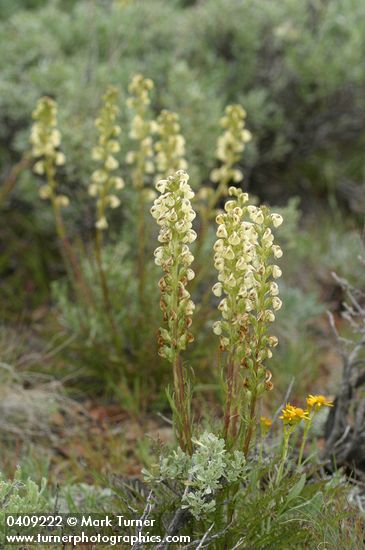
[0,469,48,550]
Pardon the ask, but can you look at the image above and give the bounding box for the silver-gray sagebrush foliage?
[143,431,246,520]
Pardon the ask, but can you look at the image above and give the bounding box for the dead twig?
[155,477,193,550]
[324,273,365,470]
[0,154,31,206]
[131,491,155,549]
[180,522,235,550]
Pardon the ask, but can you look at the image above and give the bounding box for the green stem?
[276,428,291,485]
[298,418,312,468]
[170,240,192,455]
[94,227,120,345]
[225,482,239,547]
[173,352,192,455]
[242,226,270,454]
[46,163,93,309]
[243,389,257,456]
[223,359,234,444]
[259,434,264,465]
[242,331,264,455]
[137,185,146,310]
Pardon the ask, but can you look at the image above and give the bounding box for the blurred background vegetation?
[0,0,364,489]
[1,0,365,306]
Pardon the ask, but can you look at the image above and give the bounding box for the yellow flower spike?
[90,85,123,231]
[210,104,252,195]
[212,187,284,453]
[126,73,157,308]
[88,87,124,341]
[155,110,187,180]
[194,104,252,280]
[152,170,197,362]
[152,169,196,455]
[126,73,156,188]
[212,187,283,371]
[306,394,333,411]
[30,96,68,206]
[30,96,96,310]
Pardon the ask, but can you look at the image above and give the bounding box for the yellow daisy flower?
[260,416,273,429]
[280,404,309,424]
[306,394,333,410]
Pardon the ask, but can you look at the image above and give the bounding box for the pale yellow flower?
[30,96,69,207]
[126,74,156,187]
[152,170,196,361]
[89,86,124,230]
[210,104,251,195]
[212,187,283,382]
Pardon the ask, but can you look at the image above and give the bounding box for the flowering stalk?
[194,104,251,286]
[155,110,187,180]
[151,170,197,454]
[212,186,283,453]
[277,404,309,484]
[90,86,124,231]
[126,74,157,308]
[89,86,124,339]
[259,416,272,462]
[276,426,293,485]
[297,395,333,467]
[210,104,251,207]
[30,97,91,305]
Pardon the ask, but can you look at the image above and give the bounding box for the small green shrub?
[0,469,48,549]
[51,240,168,403]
